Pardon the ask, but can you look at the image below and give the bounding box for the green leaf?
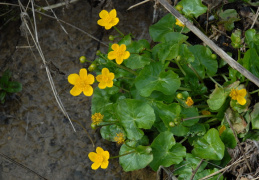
[118,34,132,46]
[157,43,179,63]
[171,123,190,136]
[207,85,228,111]
[250,103,259,129]
[245,29,259,52]
[116,99,155,140]
[124,53,152,69]
[195,168,223,180]
[178,0,207,18]
[192,128,225,160]
[219,9,239,31]
[178,44,195,65]
[174,153,208,180]
[188,45,218,76]
[182,107,199,126]
[0,91,6,104]
[119,142,153,172]
[100,124,125,142]
[150,131,186,171]
[135,62,181,97]
[0,70,11,88]
[242,48,259,78]
[6,81,22,93]
[220,127,237,148]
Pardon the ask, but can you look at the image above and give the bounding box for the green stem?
[250,89,259,94]
[175,60,187,76]
[204,118,218,124]
[72,120,95,147]
[179,137,188,144]
[208,75,223,88]
[114,84,130,93]
[98,123,117,127]
[109,150,136,159]
[184,40,192,46]
[238,49,241,61]
[100,54,137,76]
[221,74,229,82]
[85,59,93,63]
[183,115,214,121]
[188,64,203,83]
[113,26,124,37]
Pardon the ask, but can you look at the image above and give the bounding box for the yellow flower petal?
[108,51,117,60]
[219,125,226,136]
[99,10,108,18]
[96,147,104,154]
[116,57,123,65]
[238,89,247,97]
[96,75,103,82]
[101,160,109,169]
[108,73,115,80]
[68,74,79,85]
[237,96,246,105]
[91,162,102,170]
[98,82,107,89]
[111,18,119,26]
[105,24,113,30]
[102,150,110,160]
[88,152,98,162]
[70,86,82,96]
[111,44,119,51]
[83,85,93,96]
[97,19,106,26]
[106,81,113,87]
[87,74,95,84]
[109,9,117,18]
[120,44,126,51]
[79,68,88,80]
[123,51,130,59]
[102,68,110,76]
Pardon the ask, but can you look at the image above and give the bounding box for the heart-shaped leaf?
[192,128,225,160]
[178,0,207,18]
[116,99,155,140]
[135,62,181,97]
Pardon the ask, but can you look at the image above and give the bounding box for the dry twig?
[127,0,151,11]
[251,7,259,29]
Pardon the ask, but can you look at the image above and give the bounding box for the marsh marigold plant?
[88,147,110,170]
[68,68,94,96]
[91,112,104,125]
[97,9,119,30]
[108,44,130,65]
[96,68,115,89]
[229,88,247,105]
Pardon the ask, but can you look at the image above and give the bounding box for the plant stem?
[175,60,187,76]
[71,120,95,147]
[250,89,259,94]
[183,115,214,121]
[204,118,218,124]
[208,75,223,88]
[109,151,136,159]
[188,64,203,83]
[179,137,188,144]
[238,49,241,61]
[113,26,124,37]
[221,74,229,82]
[178,87,191,91]
[114,84,130,92]
[100,54,137,76]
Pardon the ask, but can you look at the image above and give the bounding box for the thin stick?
[0,152,48,180]
[190,159,203,180]
[225,113,252,172]
[157,0,259,88]
[250,7,259,29]
[41,0,79,11]
[127,0,150,11]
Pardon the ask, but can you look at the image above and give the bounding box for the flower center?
[96,154,104,163]
[105,15,113,24]
[117,49,124,58]
[76,79,89,91]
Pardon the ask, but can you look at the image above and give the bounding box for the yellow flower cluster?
[114,133,125,144]
[88,147,110,170]
[96,68,115,89]
[108,44,130,65]
[91,112,104,125]
[229,88,247,105]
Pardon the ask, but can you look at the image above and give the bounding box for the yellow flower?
[185,97,194,106]
[96,68,115,89]
[114,133,125,144]
[97,9,119,30]
[108,44,130,65]
[229,88,247,105]
[202,110,211,115]
[176,19,185,27]
[88,147,110,170]
[91,112,104,125]
[68,68,94,96]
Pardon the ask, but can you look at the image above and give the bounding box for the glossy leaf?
[242,48,259,78]
[6,81,22,93]
[100,125,125,142]
[250,102,259,129]
[192,128,225,160]
[245,29,259,52]
[116,99,155,140]
[220,127,237,148]
[119,142,153,172]
[178,0,207,18]
[182,107,199,126]
[207,85,228,111]
[135,62,181,97]
[150,131,186,171]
